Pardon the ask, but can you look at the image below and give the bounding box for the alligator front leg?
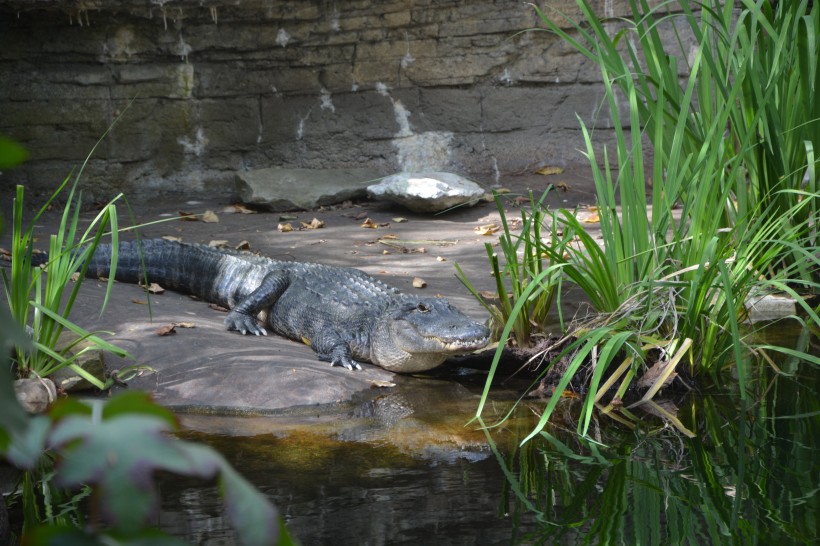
[312,332,364,371]
[224,270,289,336]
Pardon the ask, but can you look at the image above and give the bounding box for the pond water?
[157,326,818,545]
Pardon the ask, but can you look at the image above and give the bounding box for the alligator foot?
[225,310,267,336]
[318,353,363,371]
[332,357,363,371]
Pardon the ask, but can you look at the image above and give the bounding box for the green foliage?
[471,0,819,441]
[3,181,130,389]
[2,392,288,545]
[1,135,296,545]
[456,189,564,348]
[482,362,818,544]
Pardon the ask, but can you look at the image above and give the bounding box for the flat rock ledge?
[367,172,485,213]
[236,167,383,211]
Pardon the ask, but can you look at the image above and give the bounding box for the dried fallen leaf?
[535,165,564,176]
[638,359,678,390]
[70,272,81,282]
[555,182,569,192]
[278,222,294,233]
[301,218,324,229]
[208,303,229,312]
[173,322,196,329]
[412,277,427,289]
[144,282,165,294]
[392,217,408,223]
[178,211,198,221]
[223,203,257,214]
[156,324,177,336]
[235,240,251,250]
[474,224,500,236]
[361,218,379,229]
[162,235,183,242]
[380,234,399,240]
[583,213,600,224]
[201,210,219,223]
[436,256,446,262]
[208,240,229,248]
[382,250,391,255]
[131,299,147,305]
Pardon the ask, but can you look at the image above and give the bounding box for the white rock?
[367,172,485,213]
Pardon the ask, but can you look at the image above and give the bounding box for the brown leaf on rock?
[535,166,564,176]
[361,218,379,229]
[201,210,219,223]
[208,240,229,248]
[131,299,147,305]
[162,235,183,242]
[278,222,294,233]
[144,282,165,294]
[301,218,325,229]
[235,240,251,250]
[474,224,500,236]
[223,203,257,214]
[156,324,177,336]
[412,277,427,289]
[208,303,229,312]
[173,321,196,328]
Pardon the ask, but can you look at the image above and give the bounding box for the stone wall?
[0,0,682,200]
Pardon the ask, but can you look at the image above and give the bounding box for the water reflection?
[155,344,817,545]
[494,364,818,545]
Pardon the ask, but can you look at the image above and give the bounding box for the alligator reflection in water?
[155,348,817,544]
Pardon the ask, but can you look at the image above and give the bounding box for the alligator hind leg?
[224,270,289,336]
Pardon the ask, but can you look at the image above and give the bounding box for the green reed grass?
[472,0,819,441]
[456,189,564,348]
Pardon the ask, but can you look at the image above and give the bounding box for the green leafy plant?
[0,136,295,545]
[2,390,294,545]
[3,182,130,389]
[456,189,565,349]
[471,0,819,440]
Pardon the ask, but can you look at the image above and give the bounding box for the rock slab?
[367,172,486,213]
[236,167,383,211]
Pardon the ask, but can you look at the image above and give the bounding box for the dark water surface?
[157,331,818,545]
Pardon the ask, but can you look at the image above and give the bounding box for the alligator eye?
[416,303,430,312]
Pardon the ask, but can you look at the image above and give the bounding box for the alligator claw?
[225,310,267,336]
[332,358,363,371]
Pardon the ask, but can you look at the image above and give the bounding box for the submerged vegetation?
[462,0,819,440]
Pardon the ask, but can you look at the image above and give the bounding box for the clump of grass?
[456,189,565,349]
[472,0,819,441]
[2,137,132,389]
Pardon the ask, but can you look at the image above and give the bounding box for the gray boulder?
[236,167,383,211]
[367,172,485,213]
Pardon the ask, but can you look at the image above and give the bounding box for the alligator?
[71,239,490,373]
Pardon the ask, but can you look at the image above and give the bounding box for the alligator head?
[370,296,491,373]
